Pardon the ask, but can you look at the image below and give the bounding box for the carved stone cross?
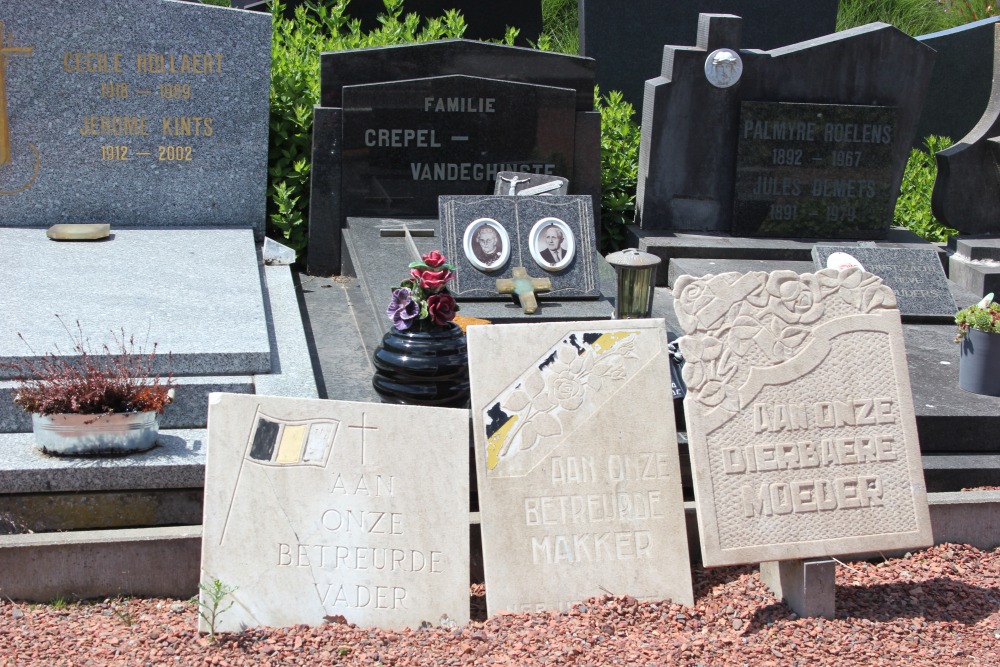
[496,266,551,314]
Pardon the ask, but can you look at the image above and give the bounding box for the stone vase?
[372,323,470,408]
[958,328,1000,396]
[31,411,160,456]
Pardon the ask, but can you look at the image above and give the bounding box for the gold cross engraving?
[0,22,33,167]
[496,266,552,314]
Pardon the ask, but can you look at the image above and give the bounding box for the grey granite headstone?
[916,17,1000,147]
[0,0,270,234]
[579,0,839,110]
[636,15,935,237]
[733,102,898,238]
[493,172,569,196]
[811,245,957,320]
[341,75,577,219]
[931,25,1000,236]
[439,195,601,299]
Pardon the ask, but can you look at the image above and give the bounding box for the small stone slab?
[46,223,110,241]
[468,319,693,614]
[494,172,569,196]
[812,245,956,319]
[201,393,470,631]
[0,228,270,377]
[674,269,933,566]
[440,195,601,299]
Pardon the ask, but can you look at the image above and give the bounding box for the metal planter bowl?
[31,412,160,456]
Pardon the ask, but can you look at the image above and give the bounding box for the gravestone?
[201,393,469,631]
[811,245,956,320]
[674,269,933,566]
[578,0,839,110]
[636,14,935,238]
[916,17,1000,147]
[308,40,601,276]
[440,195,601,300]
[341,76,576,218]
[948,237,1000,297]
[468,320,693,614]
[733,102,898,238]
[0,0,270,232]
[932,25,1000,238]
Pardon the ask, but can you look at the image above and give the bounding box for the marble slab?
[468,319,693,614]
[200,393,470,631]
[674,269,933,566]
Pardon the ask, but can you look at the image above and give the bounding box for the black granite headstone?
[439,195,600,299]
[811,245,957,320]
[579,0,839,110]
[916,17,1000,147]
[341,75,577,218]
[636,15,936,238]
[307,40,601,276]
[733,102,898,238]
[932,25,1000,237]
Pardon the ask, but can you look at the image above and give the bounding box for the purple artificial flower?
[387,287,420,330]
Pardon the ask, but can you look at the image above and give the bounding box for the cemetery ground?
[1,543,997,666]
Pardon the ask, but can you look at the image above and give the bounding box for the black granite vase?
[959,329,1000,396]
[372,323,470,408]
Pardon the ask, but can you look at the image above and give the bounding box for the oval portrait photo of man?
[529,217,575,272]
[463,218,511,272]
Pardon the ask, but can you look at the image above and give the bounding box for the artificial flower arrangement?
[386,250,460,331]
[955,293,1000,343]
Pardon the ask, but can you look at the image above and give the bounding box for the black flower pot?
[372,323,470,408]
[959,328,1000,396]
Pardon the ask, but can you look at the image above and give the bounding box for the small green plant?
[597,88,641,252]
[111,597,135,627]
[537,0,578,54]
[50,596,68,609]
[198,578,237,639]
[955,294,1000,342]
[894,135,958,243]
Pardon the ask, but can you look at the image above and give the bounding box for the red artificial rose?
[411,267,454,290]
[422,250,447,268]
[426,293,457,326]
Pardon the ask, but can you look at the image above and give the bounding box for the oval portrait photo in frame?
[463,218,510,272]
[529,217,575,272]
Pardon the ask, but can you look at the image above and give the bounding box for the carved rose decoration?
[673,269,896,413]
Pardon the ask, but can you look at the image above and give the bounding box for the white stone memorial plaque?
[469,320,693,615]
[201,394,470,631]
[674,269,933,566]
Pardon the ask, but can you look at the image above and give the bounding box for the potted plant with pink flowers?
[372,250,470,408]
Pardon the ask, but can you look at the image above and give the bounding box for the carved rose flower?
[766,271,825,324]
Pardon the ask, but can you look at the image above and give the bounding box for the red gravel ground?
[1,543,997,666]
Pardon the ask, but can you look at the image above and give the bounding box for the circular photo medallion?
[704,48,743,88]
[463,218,510,272]
[529,217,575,272]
